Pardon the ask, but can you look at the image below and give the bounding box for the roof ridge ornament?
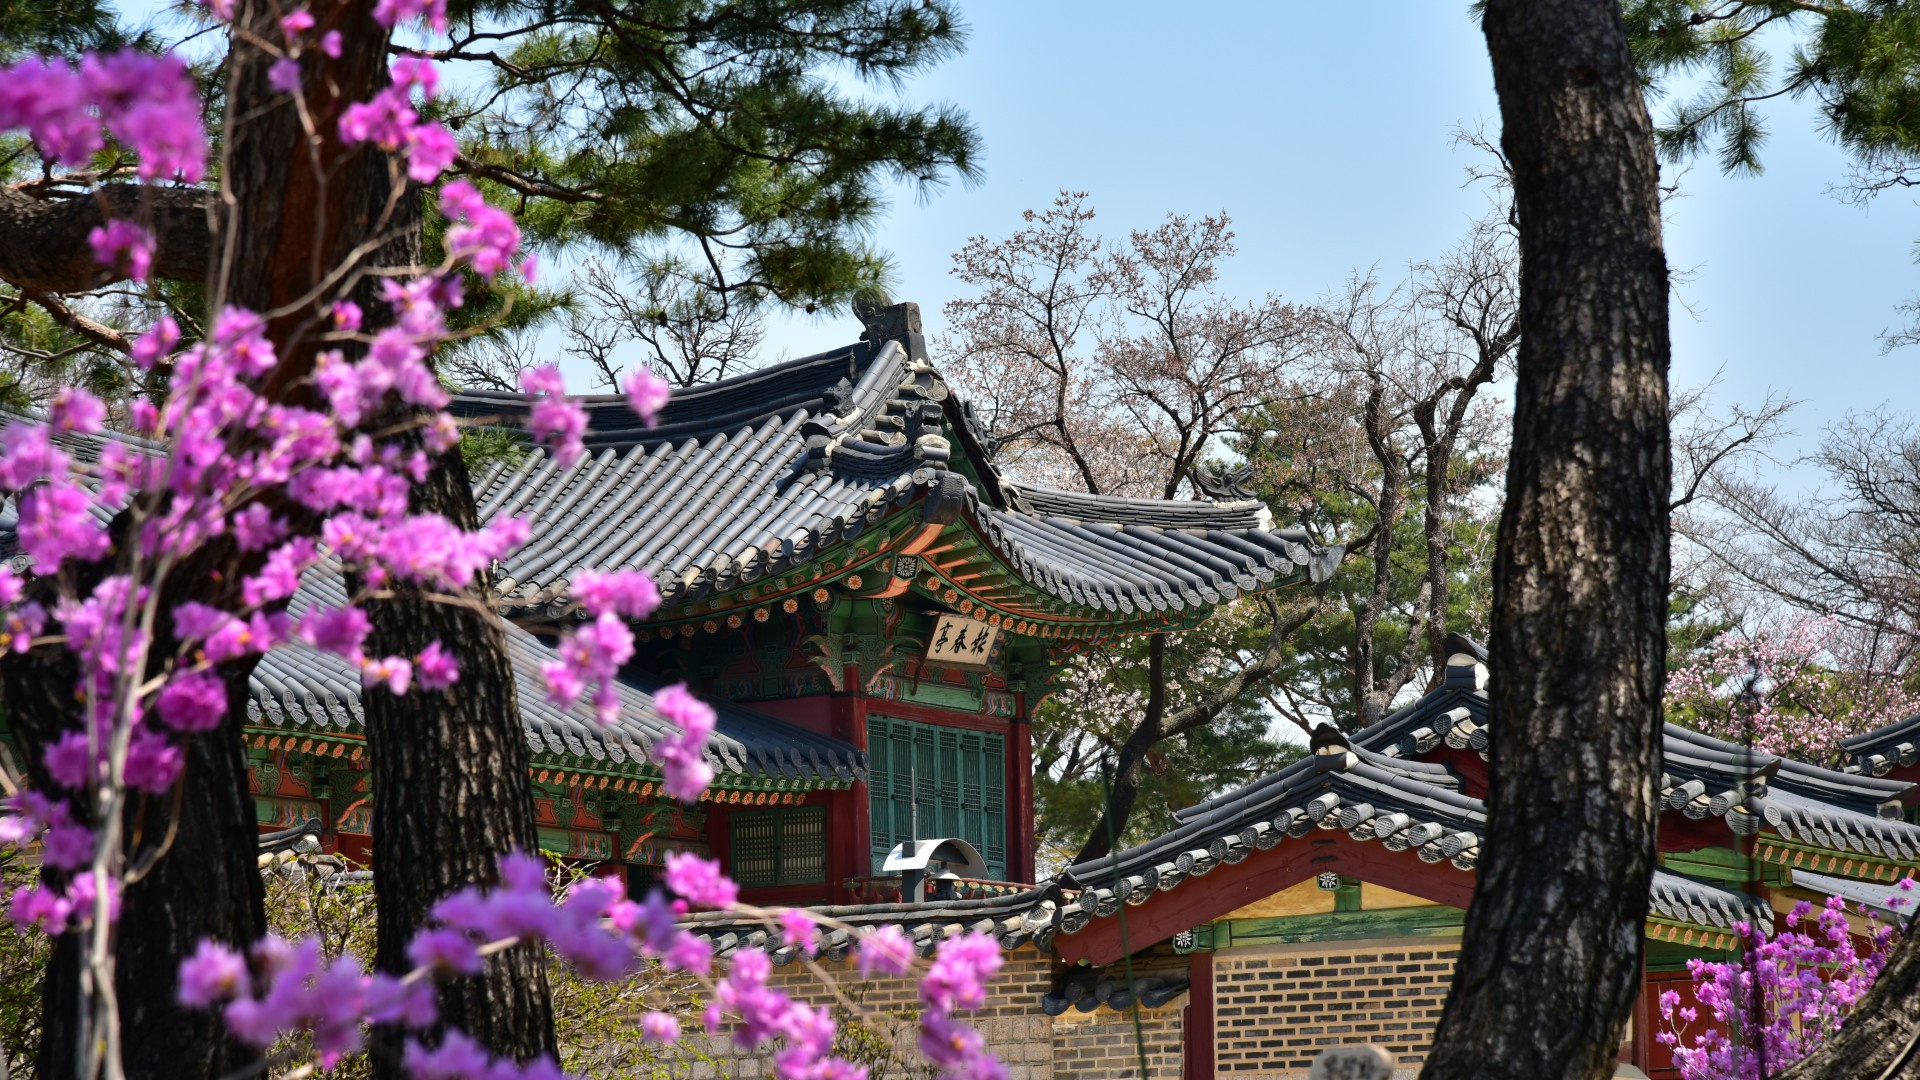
[853,298,922,344]
[1309,723,1359,771]
[1190,461,1257,502]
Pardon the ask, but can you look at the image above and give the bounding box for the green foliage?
[1624,1,1920,178]
[438,0,981,316]
[1031,611,1307,866]
[459,422,532,475]
[826,982,935,1080]
[0,851,48,1076]
[0,0,133,61]
[1233,395,1503,733]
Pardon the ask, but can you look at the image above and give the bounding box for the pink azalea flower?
[9,883,74,931]
[921,931,1001,1012]
[572,569,661,619]
[123,731,184,793]
[268,57,301,94]
[362,655,412,694]
[178,940,249,1007]
[331,299,363,333]
[320,30,342,58]
[155,671,227,733]
[640,1011,680,1045]
[415,640,460,690]
[779,908,818,955]
[130,315,180,371]
[41,820,93,870]
[48,387,107,434]
[406,928,482,975]
[440,180,521,278]
[624,368,672,425]
[664,851,738,909]
[17,483,108,569]
[857,924,914,979]
[0,421,69,489]
[372,0,446,31]
[89,219,154,282]
[231,504,288,552]
[299,605,372,664]
[406,120,457,182]
[43,730,94,788]
[2,602,47,655]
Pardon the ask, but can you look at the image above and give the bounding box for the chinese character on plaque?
[924,614,1001,669]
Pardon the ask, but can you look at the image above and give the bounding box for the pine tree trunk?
[2,591,265,1080]
[1420,1,1671,1078]
[2,6,403,1077]
[358,448,557,1075]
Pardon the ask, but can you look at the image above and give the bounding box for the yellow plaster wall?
[1222,877,1336,919]
[1218,878,1445,920]
[1362,883,1442,910]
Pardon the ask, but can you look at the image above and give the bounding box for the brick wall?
[1050,1002,1184,1080]
[690,948,1188,1080]
[1212,936,1462,1076]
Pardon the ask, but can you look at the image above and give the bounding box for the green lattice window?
[867,716,1006,879]
[728,806,826,889]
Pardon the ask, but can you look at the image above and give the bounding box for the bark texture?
[3,570,266,1080]
[4,5,402,1078]
[0,185,212,294]
[360,450,556,1074]
[1419,2,1671,1078]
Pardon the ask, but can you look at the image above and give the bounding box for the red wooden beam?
[1008,693,1035,885]
[1056,832,1478,966]
[1182,951,1216,1079]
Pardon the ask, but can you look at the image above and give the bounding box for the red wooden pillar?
[1183,951,1216,1079]
[828,673,872,904]
[1009,686,1036,884]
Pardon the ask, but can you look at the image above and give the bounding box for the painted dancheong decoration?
[0,300,1335,908]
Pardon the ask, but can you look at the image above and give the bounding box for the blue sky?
[116,0,1919,471]
[750,1,1918,481]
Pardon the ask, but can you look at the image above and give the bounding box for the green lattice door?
[867,716,1005,879]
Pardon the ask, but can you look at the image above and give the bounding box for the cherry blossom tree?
[1666,616,1920,766]
[942,192,1334,864]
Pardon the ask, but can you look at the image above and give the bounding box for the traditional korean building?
[16,301,1911,1079]
[221,301,1340,904]
[1018,637,1920,1078]
[659,637,1918,1079]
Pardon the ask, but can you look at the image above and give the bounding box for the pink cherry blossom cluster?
[1667,615,1920,765]
[1658,880,1913,1079]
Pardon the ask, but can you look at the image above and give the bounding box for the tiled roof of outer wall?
[458,333,1337,619]
[682,887,1064,965]
[1046,739,1771,947]
[1844,713,1920,777]
[250,568,866,784]
[1349,649,1920,863]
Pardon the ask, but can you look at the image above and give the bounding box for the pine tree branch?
[0,183,212,294]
